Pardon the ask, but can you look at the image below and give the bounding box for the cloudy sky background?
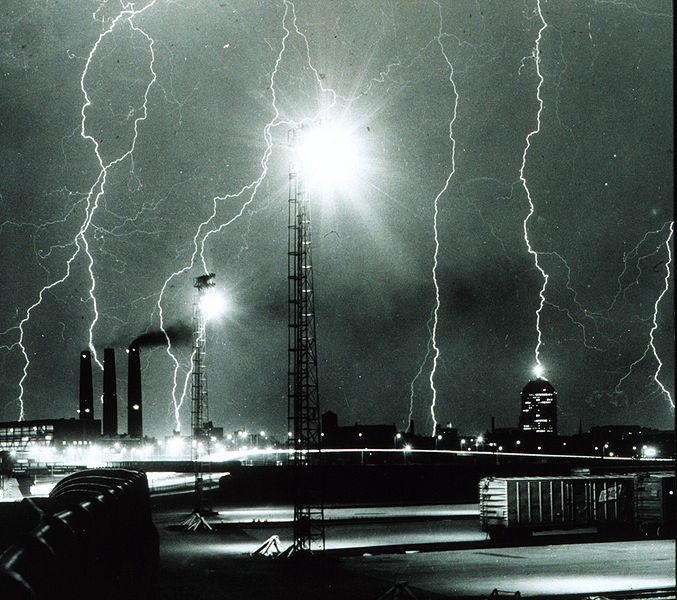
[1,0,673,439]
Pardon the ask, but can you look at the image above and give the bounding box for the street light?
[642,445,658,458]
[199,286,227,321]
[403,444,412,464]
[394,432,402,449]
[295,121,360,192]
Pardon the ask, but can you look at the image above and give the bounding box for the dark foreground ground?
[152,493,465,599]
[157,533,447,600]
[151,491,675,600]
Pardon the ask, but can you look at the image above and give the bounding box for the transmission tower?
[287,126,325,554]
[183,272,215,531]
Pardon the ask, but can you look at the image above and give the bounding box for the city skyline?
[0,1,673,439]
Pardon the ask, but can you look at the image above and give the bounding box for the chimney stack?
[127,345,142,438]
[103,348,118,436]
[79,350,94,420]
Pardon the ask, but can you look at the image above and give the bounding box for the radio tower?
[286,126,325,554]
[183,272,216,531]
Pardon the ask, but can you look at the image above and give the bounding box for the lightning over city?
[425,0,459,436]
[3,1,158,420]
[155,0,346,431]
[519,0,549,381]
[0,0,672,444]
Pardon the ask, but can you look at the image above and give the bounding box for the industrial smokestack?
[103,348,118,436]
[127,344,142,438]
[79,350,94,420]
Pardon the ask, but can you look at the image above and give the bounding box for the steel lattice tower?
[287,126,325,554]
[183,272,215,531]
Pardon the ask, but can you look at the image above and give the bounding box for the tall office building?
[519,377,557,435]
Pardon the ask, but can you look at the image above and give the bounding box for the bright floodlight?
[297,122,359,190]
[199,288,227,321]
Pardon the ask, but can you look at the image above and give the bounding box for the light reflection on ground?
[345,540,675,596]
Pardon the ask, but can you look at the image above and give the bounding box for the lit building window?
[519,377,557,435]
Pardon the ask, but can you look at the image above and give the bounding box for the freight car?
[479,472,674,541]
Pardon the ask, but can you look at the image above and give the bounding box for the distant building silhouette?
[322,411,396,449]
[519,377,557,435]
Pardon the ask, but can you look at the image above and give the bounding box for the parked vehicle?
[479,472,674,541]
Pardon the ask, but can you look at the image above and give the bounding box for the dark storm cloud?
[258,287,288,322]
[0,96,33,149]
[440,265,531,315]
[317,260,528,351]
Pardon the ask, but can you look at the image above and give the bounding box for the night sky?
[0,1,673,440]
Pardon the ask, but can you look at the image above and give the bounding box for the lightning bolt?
[540,251,608,353]
[385,1,459,436]
[592,0,673,18]
[555,223,674,362]
[519,0,548,379]
[601,222,673,317]
[11,1,157,420]
[159,0,339,433]
[613,222,673,407]
[423,0,459,436]
[407,313,434,432]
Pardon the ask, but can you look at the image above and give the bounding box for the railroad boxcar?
[479,475,635,541]
[479,472,675,541]
[634,472,675,537]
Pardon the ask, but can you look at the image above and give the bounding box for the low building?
[0,418,102,451]
[322,411,397,449]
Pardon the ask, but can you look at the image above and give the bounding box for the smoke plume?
[130,323,193,349]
